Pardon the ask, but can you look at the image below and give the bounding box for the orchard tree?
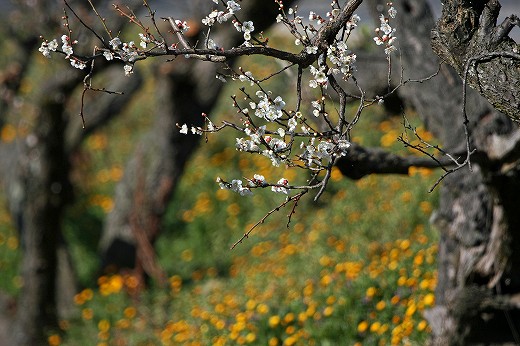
[1,1,144,345]
[35,0,520,345]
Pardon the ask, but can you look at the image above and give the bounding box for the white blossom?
[337,139,351,155]
[238,71,254,85]
[374,14,397,55]
[287,117,298,132]
[124,64,133,76]
[388,6,397,18]
[227,1,241,13]
[272,178,289,194]
[207,38,220,50]
[309,65,328,88]
[179,124,189,134]
[242,21,254,33]
[109,37,121,49]
[103,51,114,61]
[236,138,260,152]
[249,174,266,186]
[306,46,318,54]
[254,94,285,121]
[70,58,86,70]
[191,126,203,135]
[38,39,58,58]
[217,11,233,23]
[231,179,253,196]
[216,74,227,83]
[61,35,73,57]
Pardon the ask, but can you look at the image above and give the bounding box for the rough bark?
[358,0,520,344]
[431,0,520,122]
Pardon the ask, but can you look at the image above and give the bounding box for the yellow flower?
[420,201,432,214]
[181,249,193,262]
[284,312,295,324]
[284,336,298,346]
[48,334,61,346]
[323,306,334,317]
[406,303,417,317]
[326,296,336,305]
[357,321,369,333]
[286,325,296,334]
[366,286,377,298]
[417,320,428,331]
[370,321,381,333]
[423,293,435,306]
[124,306,136,319]
[269,315,280,328]
[97,319,110,332]
[376,300,386,311]
[298,312,307,322]
[399,239,411,250]
[330,166,343,181]
[246,299,256,311]
[245,332,256,343]
[256,303,269,314]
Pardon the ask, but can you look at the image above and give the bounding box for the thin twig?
[231,190,308,249]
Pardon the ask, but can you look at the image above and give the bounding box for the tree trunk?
[364,0,520,344]
[8,75,76,346]
[1,2,144,343]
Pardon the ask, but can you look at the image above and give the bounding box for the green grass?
[54,96,440,346]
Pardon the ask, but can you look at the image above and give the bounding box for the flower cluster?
[174,20,190,33]
[38,39,58,58]
[216,175,290,196]
[327,40,357,80]
[235,125,288,167]
[271,178,289,194]
[217,177,253,196]
[38,35,86,69]
[311,99,324,117]
[374,4,398,55]
[241,21,255,43]
[179,123,203,135]
[202,1,241,26]
[251,91,286,122]
[300,138,351,167]
[309,65,328,88]
[61,35,74,57]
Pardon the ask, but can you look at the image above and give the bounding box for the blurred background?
[0,0,517,345]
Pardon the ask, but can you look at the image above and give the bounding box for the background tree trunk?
[8,74,76,345]
[1,2,143,344]
[99,0,298,285]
